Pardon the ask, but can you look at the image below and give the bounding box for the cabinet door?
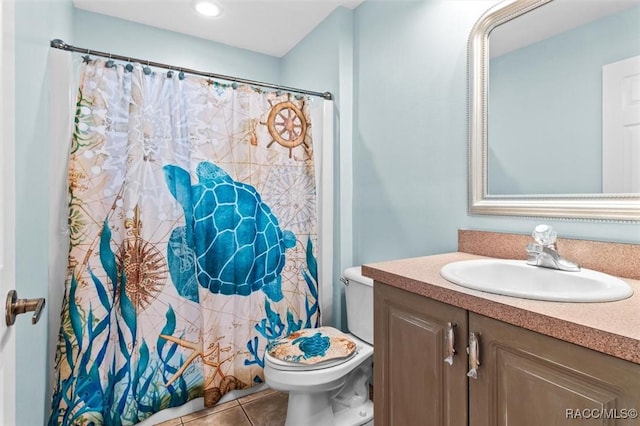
[374,283,468,426]
[470,313,640,426]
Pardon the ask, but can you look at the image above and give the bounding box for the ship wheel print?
[262,95,311,158]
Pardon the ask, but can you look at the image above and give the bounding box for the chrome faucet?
[526,224,580,272]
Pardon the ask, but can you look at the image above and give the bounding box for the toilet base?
[334,399,374,426]
[282,359,374,426]
[284,392,374,426]
[285,392,333,426]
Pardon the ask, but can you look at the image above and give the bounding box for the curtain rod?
[50,39,333,100]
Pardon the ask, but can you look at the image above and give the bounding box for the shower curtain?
[49,59,320,425]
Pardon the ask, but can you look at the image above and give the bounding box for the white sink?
[440,259,633,302]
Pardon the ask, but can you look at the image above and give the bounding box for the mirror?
[468,0,640,221]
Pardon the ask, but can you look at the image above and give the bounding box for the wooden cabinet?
[470,312,640,426]
[374,282,640,426]
[374,282,468,426]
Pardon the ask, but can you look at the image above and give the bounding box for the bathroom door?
[603,55,640,193]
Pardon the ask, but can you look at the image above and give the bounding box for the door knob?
[5,290,46,326]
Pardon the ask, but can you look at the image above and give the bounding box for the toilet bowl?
[263,267,374,426]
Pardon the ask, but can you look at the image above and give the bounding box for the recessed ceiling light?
[192,0,222,17]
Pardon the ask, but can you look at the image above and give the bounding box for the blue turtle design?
[292,332,331,359]
[164,161,296,302]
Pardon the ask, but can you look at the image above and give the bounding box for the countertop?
[362,251,640,365]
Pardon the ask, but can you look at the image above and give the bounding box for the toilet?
[263,266,374,426]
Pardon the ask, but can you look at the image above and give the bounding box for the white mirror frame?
[468,0,640,222]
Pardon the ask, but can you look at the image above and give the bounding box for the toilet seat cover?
[266,326,357,365]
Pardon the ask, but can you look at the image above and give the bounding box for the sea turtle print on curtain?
[163,161,296,301]
[49,59,320,425]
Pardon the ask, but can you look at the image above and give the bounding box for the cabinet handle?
[467,332,480,379]
[444,322,456,366]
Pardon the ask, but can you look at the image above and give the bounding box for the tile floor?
[155,388,288,426]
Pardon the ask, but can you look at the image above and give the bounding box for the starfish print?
[159,333,235,387]
[203,343,234,389]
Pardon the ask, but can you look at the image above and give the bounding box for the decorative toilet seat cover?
[266,326,357,365]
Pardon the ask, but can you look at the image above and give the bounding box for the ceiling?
[73,0,363,57]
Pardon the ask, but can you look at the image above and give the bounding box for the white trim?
[309,99,334,327]
[338,20,354,330]
[320,100,334,326]
[47,47,75,414]
[0,1,17,424]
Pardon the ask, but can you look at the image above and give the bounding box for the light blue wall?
[281,7,354,331]
[489,6,640,195]
[350,0,639,268]
[281,8,348,95]
[14,1,74,425]
[73,9,280,83]
[353,0,498,264]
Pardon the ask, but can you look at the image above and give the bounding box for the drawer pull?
[444,322,456,366]
[467,332,480,379]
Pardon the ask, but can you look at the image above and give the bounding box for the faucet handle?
[532,224,557,247]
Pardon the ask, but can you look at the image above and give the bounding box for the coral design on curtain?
[49,59,319,425]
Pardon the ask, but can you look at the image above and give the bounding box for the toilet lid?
[266,326,357,366]
[266,350,357,371]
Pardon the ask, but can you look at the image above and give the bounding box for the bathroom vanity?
[364,231,640,426]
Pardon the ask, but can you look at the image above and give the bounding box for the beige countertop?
[362,251,640,365]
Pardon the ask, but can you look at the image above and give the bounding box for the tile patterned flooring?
[155,388,289,426]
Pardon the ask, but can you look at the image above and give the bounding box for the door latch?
[5,290,46,326]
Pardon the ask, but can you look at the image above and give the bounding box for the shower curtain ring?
[106,53,115,68]
[143,60,152,75]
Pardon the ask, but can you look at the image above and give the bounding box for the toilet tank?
[343,266,374,345]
